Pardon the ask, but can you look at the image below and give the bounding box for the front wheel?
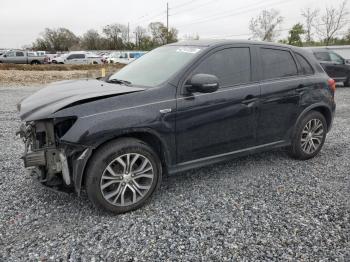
[85,138,162,214]
[288,111,327,160]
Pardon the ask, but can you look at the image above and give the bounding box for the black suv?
[18,40,336,214]
[307,48,350,86]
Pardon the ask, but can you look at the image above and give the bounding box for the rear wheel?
[288,111,327,160]
[85,138,162,214]
[344,78,350,87]
[30,60,40,65]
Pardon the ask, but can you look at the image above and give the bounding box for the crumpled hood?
[18,79,144,121]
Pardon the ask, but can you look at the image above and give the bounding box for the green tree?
[288,23,306,46]
[32,28,79,51]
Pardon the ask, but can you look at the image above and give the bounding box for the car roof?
[169,39,294,49]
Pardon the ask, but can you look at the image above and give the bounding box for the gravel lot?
[0,85,349,261]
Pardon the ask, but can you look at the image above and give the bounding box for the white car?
[51,53,68,64]
[61,52,104,65]
[109,51,146,64]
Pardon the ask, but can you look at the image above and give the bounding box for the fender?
[70,127,173,195]
[292,102,334,139]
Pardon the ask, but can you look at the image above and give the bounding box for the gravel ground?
[0,85,349,261]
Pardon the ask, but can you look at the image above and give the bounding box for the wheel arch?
[76,129,171,194]
[294,103,333,135]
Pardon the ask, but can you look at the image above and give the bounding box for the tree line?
[249,1,350,46]
[31,1,349,52]
[32,22,178,51]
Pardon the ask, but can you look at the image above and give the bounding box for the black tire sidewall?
[291,111,327,160]
[85,138,162,214]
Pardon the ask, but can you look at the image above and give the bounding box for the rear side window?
[192,47,251,87]
[75,54,85,59]
[261,48,298,80]
[16,52,24,56]
[295,53,314,75]
[314,52,331,61]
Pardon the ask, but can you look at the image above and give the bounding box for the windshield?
[109,45,204,87]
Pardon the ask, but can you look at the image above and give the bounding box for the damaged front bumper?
[17,120,92,194]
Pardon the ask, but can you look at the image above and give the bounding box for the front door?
[176,46,260,163]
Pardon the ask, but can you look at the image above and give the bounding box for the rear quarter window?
[295,53,314,75]
[261,48,298,80]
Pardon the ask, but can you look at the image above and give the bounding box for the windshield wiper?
[106,78,132,86]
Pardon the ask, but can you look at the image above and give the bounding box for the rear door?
[257,46,302,144]
[176,45,260,163]
[15,51,25,64]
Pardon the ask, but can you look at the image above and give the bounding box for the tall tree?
[134,26,147,48]
[148,22,168,45]
[249,9,284,41]
[81,29,101,50]
[301,8,319,43]
[32,28,79,51]
[288,23,306,46]
[103,23,128,49]
[315,1,349,45]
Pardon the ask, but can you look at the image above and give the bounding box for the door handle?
[242,95,258,105]
[296,84,307,93]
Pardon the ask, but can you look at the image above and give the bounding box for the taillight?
[328,78,336,93]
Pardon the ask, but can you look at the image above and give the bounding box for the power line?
[202,20,350,39]
[170,0,200,10]
[175,0,292,27]
[170,0,217,16]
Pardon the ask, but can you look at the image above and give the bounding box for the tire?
[288,111,327,160]
[30,60,40,65]
[85,138,162,214]
[344,78,350,87]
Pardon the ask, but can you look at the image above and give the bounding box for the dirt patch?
[0,66,121,86]
[0,63,124,71]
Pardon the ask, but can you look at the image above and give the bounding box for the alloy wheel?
[100,153,154,206]
[300,118,324,154]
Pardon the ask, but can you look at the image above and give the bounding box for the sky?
[0,0,348,48]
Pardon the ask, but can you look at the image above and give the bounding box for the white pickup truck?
[0,50,46,64]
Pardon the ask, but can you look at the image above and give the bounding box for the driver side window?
[6,51,15,57]
[191,47,251,88]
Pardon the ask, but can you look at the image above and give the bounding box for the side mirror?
[186,74,219,93]
[345,59,350,65]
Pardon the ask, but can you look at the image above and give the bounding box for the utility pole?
[127,22,130,43]
[166,2,169,44]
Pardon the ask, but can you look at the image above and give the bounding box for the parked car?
[51,53,68,64]
[109,51,146,64]
[306,48,350,86]
[326,45,350,60]
[0,50,45,64]
[17,40,336,214]
[62,52,104,64]
[44,53,59,64]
